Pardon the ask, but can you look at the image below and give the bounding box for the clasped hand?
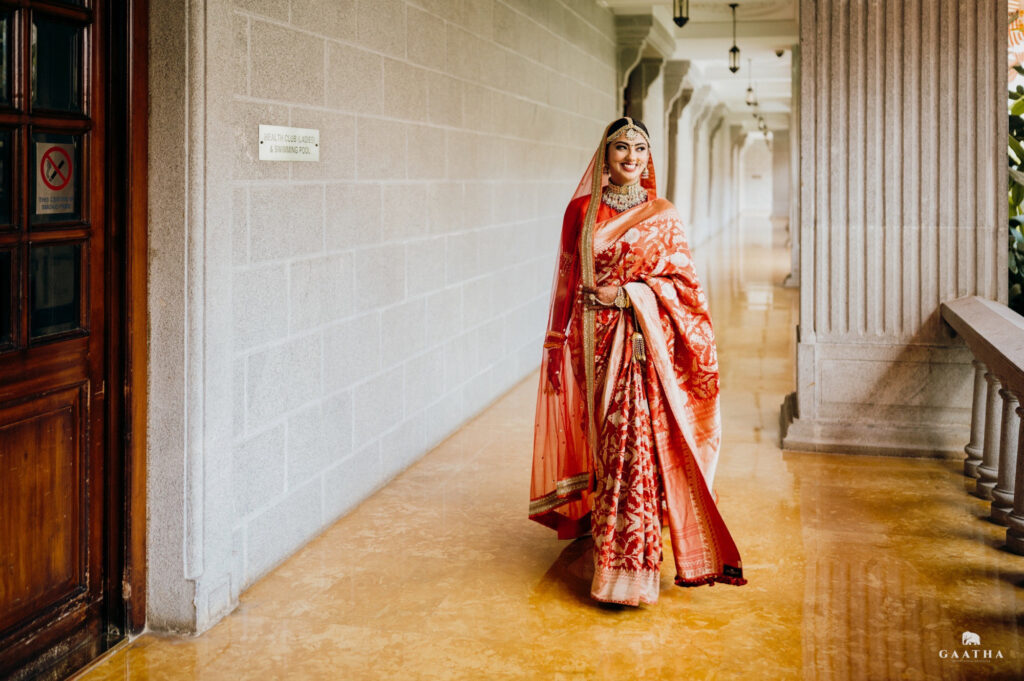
[581,284,618,308]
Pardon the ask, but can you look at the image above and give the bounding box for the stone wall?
[148,0,618,633]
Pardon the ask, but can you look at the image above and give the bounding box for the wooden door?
[0,1,122,678]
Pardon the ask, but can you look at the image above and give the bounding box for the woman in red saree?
[529,117,746,606]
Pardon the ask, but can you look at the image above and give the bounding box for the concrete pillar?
[624,58,666,174]
[676,85,710,228]
[1003,399,1024,552]
[991,389,1021,524]
[780,0,1007,457]
[964,359,988,477]
[771,129,790,220]
[665,88,692,207]
[784,43,801,289]
[662,60,691,207]
[975,372,1003,500]
[1006,401,1024,552]
[689,99,719,241]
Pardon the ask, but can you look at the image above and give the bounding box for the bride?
[528,117,746,606]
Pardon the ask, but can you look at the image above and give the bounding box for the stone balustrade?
[940,296,1024,553]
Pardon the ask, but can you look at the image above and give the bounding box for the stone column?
[771,129,791,220]
[964,359,988,477]
[665,88,692,206]
[784,43,801,289]
[781,0,1006,457]
[679,85,711,228]
[991,389,1021,524]
[975,372,1003,500]
[625,57,665,171]
[615,13,674,171]
[1005,402,1024,552]
[662,60,691,207]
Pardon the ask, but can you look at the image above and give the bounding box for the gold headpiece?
[605,116,650,146]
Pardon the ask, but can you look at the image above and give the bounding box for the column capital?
[614,14,674,94]
[662,60,692,120]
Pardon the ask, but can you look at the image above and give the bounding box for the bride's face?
[606,137,649,185]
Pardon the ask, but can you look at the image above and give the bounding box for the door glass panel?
[31,133,80,224]
[0,14,10,105]
[0,130,10,225]
[0,249,10,345]
[29,242,80,338]
[31,17,82,113]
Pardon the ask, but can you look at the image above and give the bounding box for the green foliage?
[1008,66,1024,314]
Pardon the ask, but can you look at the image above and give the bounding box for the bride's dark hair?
[607,117,650,139]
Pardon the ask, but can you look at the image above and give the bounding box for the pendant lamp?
[728,4,740,73]
[745,59,756,105]
[673,0,690,27]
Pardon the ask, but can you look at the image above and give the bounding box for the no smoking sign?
[36,142,75,215]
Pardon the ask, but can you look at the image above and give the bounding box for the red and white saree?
[529,127,746,606]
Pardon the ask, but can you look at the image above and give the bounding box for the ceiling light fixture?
[673,0,690,28]
[728,3,740,73]
[745,58,756,106]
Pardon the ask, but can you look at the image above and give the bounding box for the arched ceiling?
[601,0,798,120]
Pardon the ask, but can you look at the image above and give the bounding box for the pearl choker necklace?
[602,181,648,212]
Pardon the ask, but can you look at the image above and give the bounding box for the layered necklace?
[602,180,648,212]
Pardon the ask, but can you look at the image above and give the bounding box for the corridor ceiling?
[601,0,798,120]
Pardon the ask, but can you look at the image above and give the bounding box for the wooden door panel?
[0,385,86,635]
[0,2,126,678]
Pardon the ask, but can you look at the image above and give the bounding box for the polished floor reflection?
[75,218,1024,680]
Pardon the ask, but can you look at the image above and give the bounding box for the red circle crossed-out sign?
[40,146,72,191]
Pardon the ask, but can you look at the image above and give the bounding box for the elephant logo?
[962,631,981,646]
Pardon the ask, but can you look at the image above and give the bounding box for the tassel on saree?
[629,305,646,362]
[631,331,646,362]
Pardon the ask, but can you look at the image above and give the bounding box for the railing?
[940,296,1024,553]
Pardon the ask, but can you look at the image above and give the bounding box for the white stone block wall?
[227,0,618,592]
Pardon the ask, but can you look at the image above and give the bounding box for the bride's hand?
[581,285,618,306]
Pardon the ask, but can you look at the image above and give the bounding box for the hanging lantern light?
[673,0,690,27]
[757,115,767,133]
[728,4,740,73]
[745,58,756,106]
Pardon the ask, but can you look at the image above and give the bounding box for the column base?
[991,489,1015,522]
[1006,514,1024,554]
[780,396,966,458]
[974,468,998,500]
[991,503,1012,526]
[963,445,982,477]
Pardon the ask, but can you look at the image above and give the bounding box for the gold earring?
[641,166,649,179]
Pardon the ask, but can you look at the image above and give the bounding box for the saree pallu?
[530,196,745,606]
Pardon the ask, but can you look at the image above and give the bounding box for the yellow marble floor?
[75,218,1024,681]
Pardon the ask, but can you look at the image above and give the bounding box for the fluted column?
[991,389,1021,524]
[964,359,988,477]
[780,0,1006,457]
[975,371,1003,500]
